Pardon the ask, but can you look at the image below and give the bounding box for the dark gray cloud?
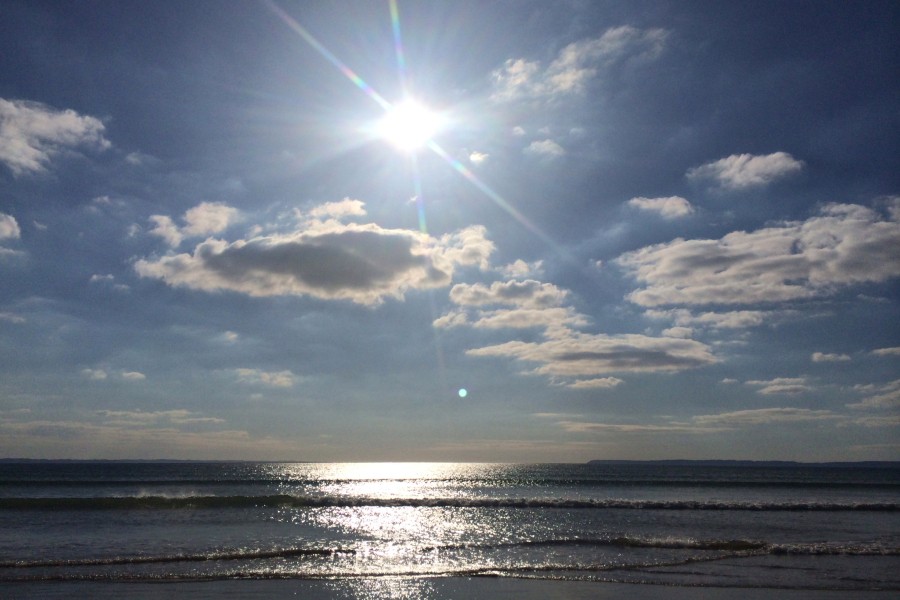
[136,205,494,305]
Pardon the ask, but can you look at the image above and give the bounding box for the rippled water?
[1,462,898,591]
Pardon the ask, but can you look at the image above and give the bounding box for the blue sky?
[1,0,898,461]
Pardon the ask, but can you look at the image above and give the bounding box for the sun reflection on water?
[261,463,536,578]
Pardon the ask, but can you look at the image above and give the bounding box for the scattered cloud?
[811,352,850,362]
[81,368,108,380]
[872,347,900,357]
[124,151,157,166]
[745,377,811,395]
[646,308,772,330]
[98,409,222,426]
[469,151,489,165]
[0,213,21,240]
[847,379,900,410]
[627,196,693,219]
[81,368,145,381]
[149,202,240,247]
[468,332,718,377]
[687,151,804,189]
[0,98,110,175]
[451,306,589,332]
[618,203,900,307]
[525,139,565,157]
[491,26,668,102]
[307,197,366,220]
[662,326,693,338]
[234,368,297,388]
[148,215,183,247]
[565,377,624,389]
[0,312,26,324]
[691,407,840,426]
[182,202,240,237]
[450,280,568,308]
[89,273,130,292]
[558,420,717,434]
[0,418,313,460]
[500,259,544,278]
[852,415,900,428]
[136,201,494,305]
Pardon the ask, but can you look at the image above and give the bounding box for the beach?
[8,578,900,599]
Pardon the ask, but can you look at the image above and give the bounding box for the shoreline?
[3,577,897,599]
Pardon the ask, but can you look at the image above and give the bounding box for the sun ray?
[389,0,408,93]
[262,0,391,111]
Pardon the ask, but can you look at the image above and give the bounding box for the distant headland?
[587,459,899,468]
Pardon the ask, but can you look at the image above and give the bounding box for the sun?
[375,99,443,151]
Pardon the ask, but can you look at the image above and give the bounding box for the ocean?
[1,461,897,597]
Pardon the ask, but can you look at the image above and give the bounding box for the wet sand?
[5,577,897,599]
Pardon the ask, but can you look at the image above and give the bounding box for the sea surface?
[1,461,897,594]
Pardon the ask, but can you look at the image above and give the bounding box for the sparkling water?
[1,462,897,591]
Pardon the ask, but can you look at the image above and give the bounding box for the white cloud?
[525,139,565,157]
[469,151,489,165]
[745,377,811,395]
[500,259,544,278]
[468,331,717,377]
[852,415,900,428]
[450,280,568,309]
[182,202,240,237]
[124,151,157,166]
[557,406,846,436]
[437,279,586,336]
[432,310,469,329]
[847,380,900,410]
[566,377,624,389]
[692,407,840,426]
[491,27,668,102]
[81,368,108,380]
[99,409,223,426]
[307,197,367,220]
[0,312,26,324]
[234,368,297,388]
[149,202,240,248]
[89,273,129,292]
[0,418,313,460]
[148,215,183,247]
[0,98,110,175]
[627,196,693,219]
[646,308,772,329]
[618,203,900,307]
[0,212,20,240]
[811,352,851,363]
[219,331,239,343]
[121,371,146,381]
[461,306,589,332]
[136,201,494,305]
[687,151,804,189]
[872,347,900,357]
[662,326,693,338]
[558,420,717,434]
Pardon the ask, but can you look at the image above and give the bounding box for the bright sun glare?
[376,99,443,151]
